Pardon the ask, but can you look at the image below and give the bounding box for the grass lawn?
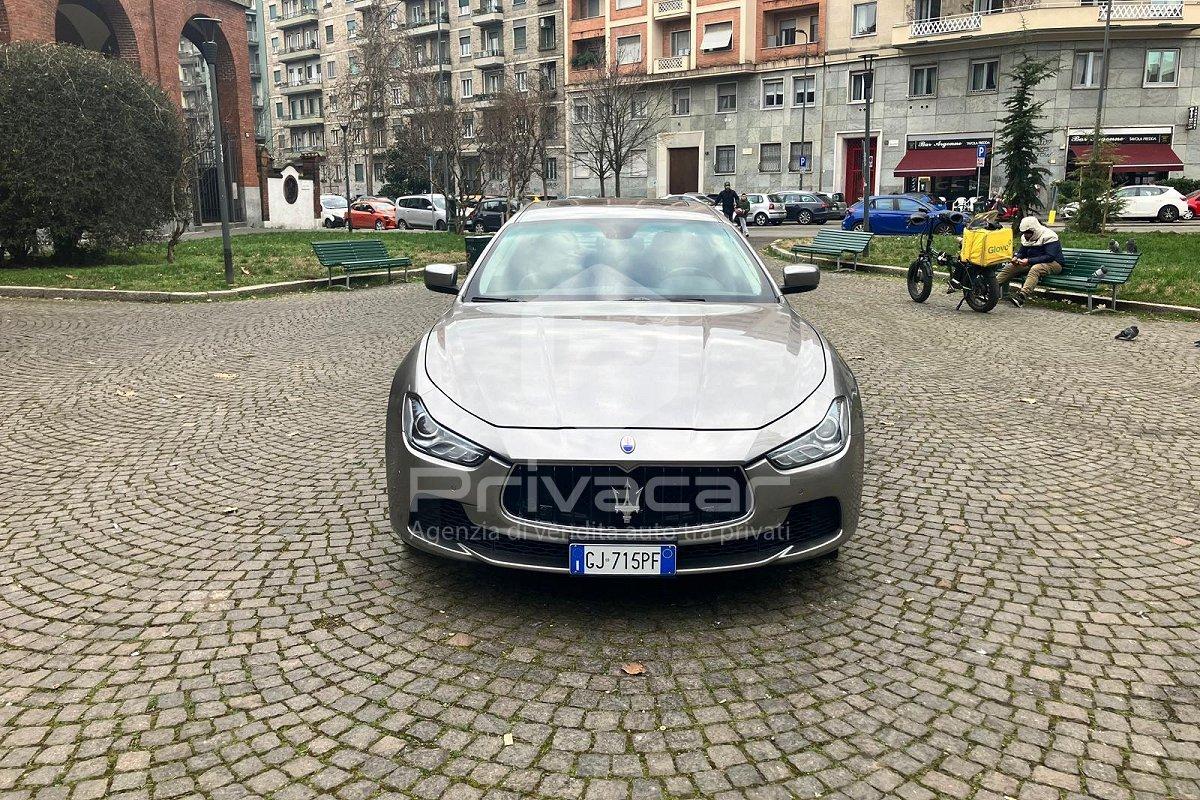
[0,230,466,293]
[779,230,1200,309]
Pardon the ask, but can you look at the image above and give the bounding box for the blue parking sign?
[976,143,988,167]
[799,155,808,169]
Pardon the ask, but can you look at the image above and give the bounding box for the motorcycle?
[905,211,1001,313]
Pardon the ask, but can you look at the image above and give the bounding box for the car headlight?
[766,398,849,469]
[403,394,489,466]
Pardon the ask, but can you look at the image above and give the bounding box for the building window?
[273,68,282,84]
[852,2,876,36]
[460,75,474,97]
[632,91,648,118]
[268,3,277,19]
[793,75,815,106]
[775,17,797,46]
[670,29,690,56]
[700,21,733,51]
[326,61,336,78]
[515,70,527,91]
[354,163,364,182]
[275,101,284,119]
[671,87,690,115]
[762,78,784,108]
[909,65,937,97]
[1072,51,1103,88]
[714,145,735,174]
[1144,49,1178,86]
[463,114,475,138]
[616,35,642,64]
[544,156,558,182]
[539,16,556,49]
[347,18,358,37]
[716,82,737,112]
[513,24,527,51]
[579,0,601,16]
[788,141,812,172]
[539,61,558,90]
[849,70,872,103]
[324,24,334,43]
[969,59,999,92]
[759,143,782,173]
[616,0,640,7]
[573,99,591,122]
[573,156,593,179]
[484,70,502,93]
[460,35,472,56]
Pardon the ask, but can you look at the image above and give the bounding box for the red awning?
[1068,143,1184,173]
[893,147,980,177]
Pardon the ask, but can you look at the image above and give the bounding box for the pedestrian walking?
[716,182,739,222]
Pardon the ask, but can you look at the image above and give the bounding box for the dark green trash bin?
[464,234,494,268]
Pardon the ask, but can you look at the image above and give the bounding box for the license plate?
[569,544,676,576]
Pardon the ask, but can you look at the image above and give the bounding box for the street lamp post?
[860,53,877,233]
[340,121,351,231]
[192,17,235,286]
[797,30,810,192]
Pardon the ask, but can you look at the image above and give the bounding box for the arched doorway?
[54,0,139,65]
[179,18,246,224]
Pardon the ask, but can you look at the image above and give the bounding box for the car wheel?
[754,212,768,226]
[933,222,954,236]
[1183,208,1195,221]
[851,222,864,232]
[1158,205,1181,222]
[436,220,446,231]
[397,219,409,230]
[323,218,334,228]
[375,220,384,230]
[473,221,484,232]
[797,210,814,225]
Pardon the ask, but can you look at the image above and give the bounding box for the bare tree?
[166,133,204,263]
[476,67,557,206]
[328,0,414,195]
[567,58,666,197]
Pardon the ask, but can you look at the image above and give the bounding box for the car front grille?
[408,496,841,571]
[500,464,751,531]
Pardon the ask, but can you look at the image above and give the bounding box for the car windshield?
[431,196,446,209]
[464,218,774,302]
[324,196,347,209]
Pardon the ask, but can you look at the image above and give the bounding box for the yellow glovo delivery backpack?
[959,221,1013,267]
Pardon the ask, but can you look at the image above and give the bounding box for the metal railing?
[280,4,319,19]
[655,0,688,14]
[655,55,687,71]
[1099,0,1183,19]
[910,12,983,36]
[910,0,1185,36]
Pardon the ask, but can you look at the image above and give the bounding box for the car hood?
[424,301,826,430]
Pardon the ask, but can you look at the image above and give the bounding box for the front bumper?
[388,430,864,575]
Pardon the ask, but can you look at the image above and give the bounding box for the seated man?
[998,216,1063,307]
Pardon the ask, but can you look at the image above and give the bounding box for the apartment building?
[263,0,567,197]
[564,0,1199,207]
[247,0,272,142]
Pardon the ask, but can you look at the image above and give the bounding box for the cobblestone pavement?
[2,264,1199,800]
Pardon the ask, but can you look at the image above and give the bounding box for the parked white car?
[395,194,448,230]
[1060,185,1189,223]
[747,193,786,226]
[320,194,348,228]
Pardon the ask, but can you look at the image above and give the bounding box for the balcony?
[897,0,1195,47]
[653,0,690,19]
[277,42,321,61]
[413,56,452,72]
[474,46,505,67]
[653,54,690,73]
[281,111,325,126]
[472,0,503,25]
[278,76,324,94]
[407,11,450,35]
[277,5,319,27]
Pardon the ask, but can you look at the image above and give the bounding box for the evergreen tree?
[994,55,1057,225]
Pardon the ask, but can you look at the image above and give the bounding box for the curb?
[767,242,1200,320]
[0,267,416,303]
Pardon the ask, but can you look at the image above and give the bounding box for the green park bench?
[311,239,413,289]
[1028,247,1141,311]
[791,230,875,270]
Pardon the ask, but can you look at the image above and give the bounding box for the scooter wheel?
[907,260,933,303]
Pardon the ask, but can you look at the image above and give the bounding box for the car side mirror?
[781,263,820,295]
[424,263,458,294]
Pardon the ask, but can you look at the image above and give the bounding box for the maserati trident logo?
[620,435,636,454]
[611,483,644,524]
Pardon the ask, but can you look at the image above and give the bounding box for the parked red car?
[1185,190,1200,220]
[348,200,397,230]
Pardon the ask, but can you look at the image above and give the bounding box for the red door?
[844,138,877,206]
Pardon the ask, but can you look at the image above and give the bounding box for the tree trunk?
[614,170,621,198]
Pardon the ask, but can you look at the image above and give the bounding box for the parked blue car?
[841,195,969,235]
[903,192,948,211]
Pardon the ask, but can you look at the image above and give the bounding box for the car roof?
[517,197,726,222]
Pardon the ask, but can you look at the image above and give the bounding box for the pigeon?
[1108,239,1121,253]
[1125,239,1138,254]
[1114,325,1139,341]
[1091,267,1108,281]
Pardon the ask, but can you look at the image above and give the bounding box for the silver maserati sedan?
[385,198,863,576]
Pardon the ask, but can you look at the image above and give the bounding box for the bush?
[0,43,186,263]
[1162,177,1200,196]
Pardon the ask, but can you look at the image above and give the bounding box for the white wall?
[265,166,318,229]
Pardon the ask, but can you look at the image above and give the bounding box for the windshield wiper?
[468,295,523,303]
[624,295,707,302]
